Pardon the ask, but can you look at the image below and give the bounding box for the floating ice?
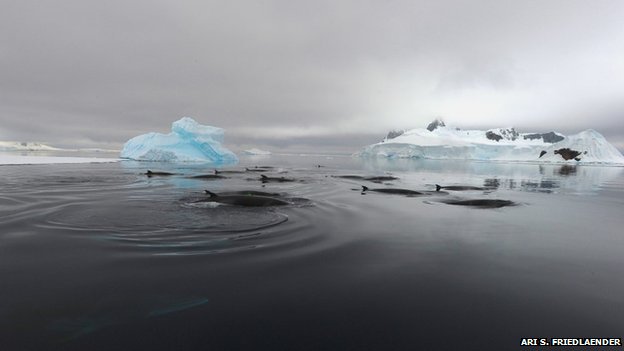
[121,117,238,163]
[0,154,119,165]
[243,148,271,155]
[0,141,60,151]
[358,121,624,165]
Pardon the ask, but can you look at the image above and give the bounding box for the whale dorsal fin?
[435,184,441,192]
[214,169,219,174]
[362,185,369,192]
[204,190,218,198]
[147,170,153,174]
[261,175,268,179]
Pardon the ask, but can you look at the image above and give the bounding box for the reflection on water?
[556,164,577,176]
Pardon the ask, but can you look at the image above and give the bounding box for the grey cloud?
[1,0,623,150]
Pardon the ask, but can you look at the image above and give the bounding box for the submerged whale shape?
[203,190,290,206]
[49,296,208,341]
[260,174,295,183]
[361,185,423,196]
[435,184,487,192]
[145,170,176,177]
[440,199,516,208]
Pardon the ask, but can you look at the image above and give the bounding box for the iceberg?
[358,120,624,165]
[120,117,238,163]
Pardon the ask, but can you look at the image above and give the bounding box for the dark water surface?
[1,155,623,350]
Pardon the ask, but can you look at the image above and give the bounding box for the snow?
[358,123,624,165]
[243,148,271,155]
[120,117,238,163]
[0,154,118,165]
[0,141,60,151]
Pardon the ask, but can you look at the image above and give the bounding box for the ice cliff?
[0,141,60,151]
[358,121,624,164]
[120,117,238,163]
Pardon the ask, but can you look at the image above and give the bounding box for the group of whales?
[144,167,516,209]
[145,169,296,183]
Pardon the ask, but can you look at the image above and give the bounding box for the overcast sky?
[1,0,623,152]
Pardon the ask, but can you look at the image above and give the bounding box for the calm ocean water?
[1,154,623,350]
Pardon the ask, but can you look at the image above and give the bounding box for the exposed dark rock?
[486,128,520,141]
[385,130,405,140]
[501,128,519,140]
[485,131,503,142]
[426,119,445,131]
[554,148,582,160]
[523,132,564,143]
[539,150,547,158]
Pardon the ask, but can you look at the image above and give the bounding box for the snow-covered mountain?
[0,141,60,151]
[358,121,624,164]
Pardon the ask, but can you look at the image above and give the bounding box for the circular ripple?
[42,198,291,255]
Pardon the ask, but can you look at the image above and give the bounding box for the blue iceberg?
[121,117,238,163]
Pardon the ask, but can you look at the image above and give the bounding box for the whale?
[202,190,290,207]
[214,169,245,174]
[145,170,176,177]
[361,185,423,196]
[245,167,274,172]
[215,190,282,197]
[364,176,399,183]
[260,174,296,183]
[190,174,228,180]
[440,199,516,208]
[435,184,487,192]
[334,175,399,183]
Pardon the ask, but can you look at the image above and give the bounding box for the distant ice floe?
[358,120,624,165]
[0,141,60,151]
[0,155,118,165]
[120,117,238,163]
[243,148,271,156]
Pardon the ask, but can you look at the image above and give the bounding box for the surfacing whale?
[436,184,487,192]
[260,174,296,183]
[361,185,423,196]
[202,190,290,207]
[217,190,282,197]
[190,174,228,180]
[334,175,399,183]
[245,167,273,172]
[145,170,176,177]
[440,199,516,208]
[214,169,245,174]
